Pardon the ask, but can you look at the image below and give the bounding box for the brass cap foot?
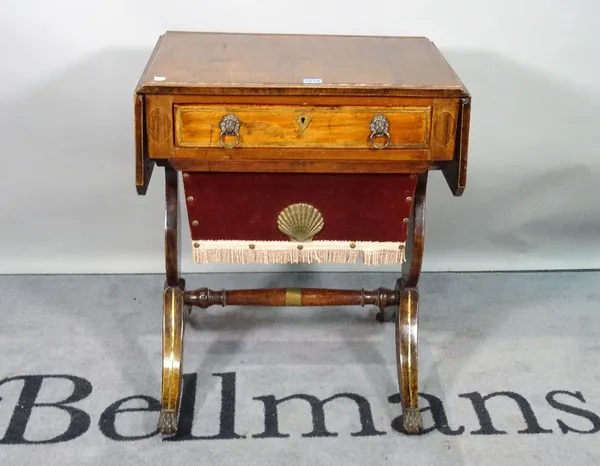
[403,407,423,435]
[158,410,178,436]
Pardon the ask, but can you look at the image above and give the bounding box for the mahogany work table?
[133,31,471,436]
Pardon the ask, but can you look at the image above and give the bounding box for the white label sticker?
[302,78,323,84]
[153,76,166,81]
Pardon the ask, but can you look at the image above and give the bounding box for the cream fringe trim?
[192,240,405,266]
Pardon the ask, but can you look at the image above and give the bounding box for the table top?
[136,31,468,97]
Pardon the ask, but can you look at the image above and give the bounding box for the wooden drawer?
[141,94,462,175]
[174,104,431,150]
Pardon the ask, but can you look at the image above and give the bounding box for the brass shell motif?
[277,203,324,242]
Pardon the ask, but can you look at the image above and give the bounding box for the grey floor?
[0,271,599,465]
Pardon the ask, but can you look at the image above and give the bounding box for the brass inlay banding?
[405,291,415,383]
[159,285,185,434]
[285,288,303,306]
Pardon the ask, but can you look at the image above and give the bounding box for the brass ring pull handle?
[218,114,241,149]
[369,114,391,149]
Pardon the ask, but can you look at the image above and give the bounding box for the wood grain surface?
[167,158,433,174]
[136,31,468,97]
[175,104,430,149]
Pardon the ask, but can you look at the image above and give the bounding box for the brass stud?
[297,245,304,250]
[403,218,409,224]
[349,242,356,249]
[187,196,194,202]
[193,242,199,248]
[192,220,199,227]
[249,244,255,249]
[398,244,403,250]
[183,173,190,178]
[406,196,413,202]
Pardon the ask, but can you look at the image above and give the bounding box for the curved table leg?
[393,172,428,434]
[396,285,423,434]
[158,284,185,435]
[376,172,428,323]
[404,172,427,288]
[158,165,186,435]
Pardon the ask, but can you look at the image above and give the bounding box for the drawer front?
[175,104,431,149]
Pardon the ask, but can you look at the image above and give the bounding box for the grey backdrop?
[1,1,599,274]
